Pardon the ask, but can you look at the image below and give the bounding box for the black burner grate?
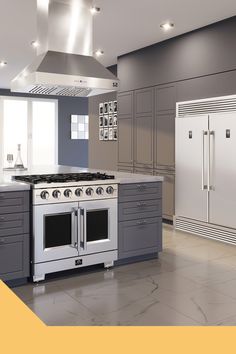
[14,172,115,184]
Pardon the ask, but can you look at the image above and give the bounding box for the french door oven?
[33,199,117,264]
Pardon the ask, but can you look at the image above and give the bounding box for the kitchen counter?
[1,165,164,187]
[0,178,30,192]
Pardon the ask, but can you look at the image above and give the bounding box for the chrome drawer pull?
[137,184,147,191]
[137,220,147,226]
[137,202,147,207]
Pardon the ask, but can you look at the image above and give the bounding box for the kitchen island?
[0,166,163,284]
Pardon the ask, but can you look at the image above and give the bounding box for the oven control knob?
[106,186,114,195]
[52,190,61,199]
[40,190,49,200]
[64,189,72,198]
[96,187,104,195]
[86,187,94,196]
[75,188,83,197]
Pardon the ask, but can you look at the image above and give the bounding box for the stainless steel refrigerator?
[175,105,236,244]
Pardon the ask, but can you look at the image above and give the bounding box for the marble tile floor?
[12,224,236,326]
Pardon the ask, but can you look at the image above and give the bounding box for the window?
[0,97,58,168]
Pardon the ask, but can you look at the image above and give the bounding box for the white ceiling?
[0,0,236,88]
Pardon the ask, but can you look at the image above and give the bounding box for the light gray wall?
[88,92,117,171]
[0,89,89,167]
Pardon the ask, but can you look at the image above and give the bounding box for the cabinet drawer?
[118,217,162,259]
[0,212,29,237]
[0,234,29,280]
[0,191,29,214]
[119,199,162,221]
[119,182,162,202]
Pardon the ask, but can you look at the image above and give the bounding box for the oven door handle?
[78,208,87,251]
[71,208,78,249]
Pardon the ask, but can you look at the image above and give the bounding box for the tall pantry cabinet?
[118,84,176,221]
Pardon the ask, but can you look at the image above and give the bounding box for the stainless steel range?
[14,173,118,282]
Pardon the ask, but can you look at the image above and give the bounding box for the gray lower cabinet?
[118,182,162,261]
[154,169,175,221]
[0,191,30,282]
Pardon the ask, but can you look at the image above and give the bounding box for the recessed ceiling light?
[0,61,7,67]
[160,22,174,31]
[31,40,40,48]
[95,50,104,57]
[91,6,100,15]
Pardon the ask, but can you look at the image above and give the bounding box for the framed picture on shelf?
[113,114,117,126]
[114,100,117,113]
[99,116,103,127]
[109,101,114,114]
[99,103,103,115]
[99,128,104,141]
[108,115,113,126]
[113,127,117,140]
[104,102,108,114]
[103,115,108,126]
[109,127,113,140]
[104,128,109,140]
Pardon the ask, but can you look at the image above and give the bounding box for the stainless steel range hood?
[11,0,119,97]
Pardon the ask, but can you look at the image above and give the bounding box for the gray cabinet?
[118,182,162,261]
[118,91,134,168]
[118,117,133,166]
[154,112,175,169]
[0,191,30,282]
[154,84,176,170]
[134,88,154,168]
[119,218,162,259]
[154,169,175,221]
[118,165,134,173]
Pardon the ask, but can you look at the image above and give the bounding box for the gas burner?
[14,172,115,185]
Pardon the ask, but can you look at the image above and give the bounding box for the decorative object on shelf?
[99,101,118,141]
[14,144,26,170]
[6,154,14,168]
[3,146,27,171]
[71,115,89,140]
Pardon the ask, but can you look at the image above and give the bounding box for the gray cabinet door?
[133,168,153,175]
[118,217,162,259]
[118,91,134,166]
[0,234,29,281]
[118,165,134,173]
[134,115,153,167]
[119,182,162,202]
[119,198,162,221]
[118,91,133,117]
[154,170,175,220]
[135,88,154,116]
[118,117,133,166]
[154,112,175,169]
[0,191,29,214]
[134,88,154,168]
[155,85,176,112]
[0,213,29,237]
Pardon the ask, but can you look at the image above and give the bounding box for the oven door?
[33,202,79,263]
[78,199,117,256]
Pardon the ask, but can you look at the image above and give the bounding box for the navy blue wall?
[0,89,89,167]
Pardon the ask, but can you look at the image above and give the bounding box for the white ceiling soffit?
[0,0,236,88]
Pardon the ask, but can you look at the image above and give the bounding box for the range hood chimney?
[11,0,119,97]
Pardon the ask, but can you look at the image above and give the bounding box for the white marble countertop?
[0,165,163,191]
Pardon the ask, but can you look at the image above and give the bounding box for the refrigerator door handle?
[202,131,208,191]
[209,131,215,191]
